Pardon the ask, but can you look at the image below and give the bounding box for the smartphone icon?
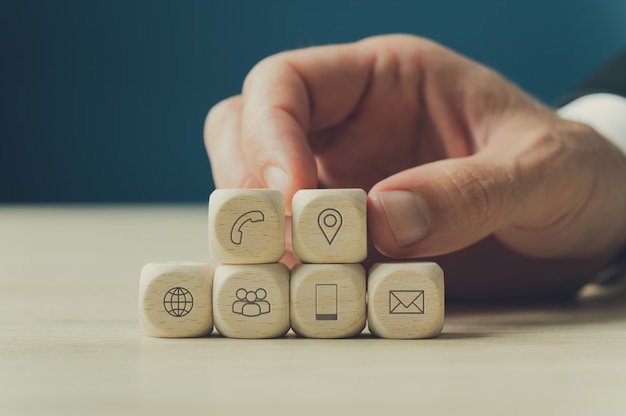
[315,284,338,321]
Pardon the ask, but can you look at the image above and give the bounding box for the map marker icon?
[318,208,343,245]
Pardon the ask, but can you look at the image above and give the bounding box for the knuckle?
[204,96,242,145]
[459,177,492,228]
[242,54,285,94]
[206,96,241,129]
[439,162,508,229]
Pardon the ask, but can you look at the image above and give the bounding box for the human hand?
[204,35,626,300]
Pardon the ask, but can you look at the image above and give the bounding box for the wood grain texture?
[291,188,367,263]
[290,263,366,338]
[139,262,214,338]
[208,189,285,264]
[2,206,626,416]
[213,263,290,338]
[368,262,445,339]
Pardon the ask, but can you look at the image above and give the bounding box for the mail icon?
[389,290,424,314]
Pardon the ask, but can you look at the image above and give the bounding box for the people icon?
[232,288,271,317]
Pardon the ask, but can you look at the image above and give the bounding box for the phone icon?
[230,210,265,245]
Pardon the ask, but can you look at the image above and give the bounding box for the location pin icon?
[318,208,343,245]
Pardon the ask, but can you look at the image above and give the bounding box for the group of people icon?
[232,288,271,317]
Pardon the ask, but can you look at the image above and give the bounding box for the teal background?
[1,0,625,202]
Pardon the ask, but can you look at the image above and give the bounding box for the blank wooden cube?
[290,264,366,338]
[291,189,367,263]
[213,263,290,339]
[208,189,285,264]
[139,262,214,338]
[367,262,444,339]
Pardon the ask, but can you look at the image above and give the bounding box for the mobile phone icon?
[315,284,338,320]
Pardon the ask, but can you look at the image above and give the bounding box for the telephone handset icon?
[230,210,265,245]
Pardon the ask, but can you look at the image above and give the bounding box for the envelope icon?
[389,290,424,314]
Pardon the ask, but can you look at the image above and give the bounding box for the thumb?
[368,154,525,258]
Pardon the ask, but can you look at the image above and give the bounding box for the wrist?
[558,93,626,158]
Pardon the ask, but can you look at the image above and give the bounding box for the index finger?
[240,40,375,206]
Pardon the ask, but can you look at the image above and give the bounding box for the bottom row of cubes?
[139,262,444,340]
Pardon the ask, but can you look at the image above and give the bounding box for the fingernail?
[263,166,289,191]
[377,190,431,247]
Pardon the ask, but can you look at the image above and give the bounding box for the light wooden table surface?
[1,205,625,415]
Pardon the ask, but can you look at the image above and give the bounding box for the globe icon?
[163,287,194,317]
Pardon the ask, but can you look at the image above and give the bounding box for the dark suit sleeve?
[561,48,626,104]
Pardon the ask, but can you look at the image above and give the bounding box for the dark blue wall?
[2,0,625,202]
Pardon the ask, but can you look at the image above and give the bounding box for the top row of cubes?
[209,189,367,265]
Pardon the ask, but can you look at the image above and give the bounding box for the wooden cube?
[139,262,214,338]
[367,262,444,339]
[290,264,366,338]
[208,189,285,265]
[291,189,367,263]
[213,263,290,339]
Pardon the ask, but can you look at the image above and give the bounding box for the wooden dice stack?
[209,189,290,338]
[290,189,368,338]
[139,188,444,339]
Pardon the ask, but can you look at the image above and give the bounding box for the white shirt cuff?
[559,93,626,288]
[558,93,626,157]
